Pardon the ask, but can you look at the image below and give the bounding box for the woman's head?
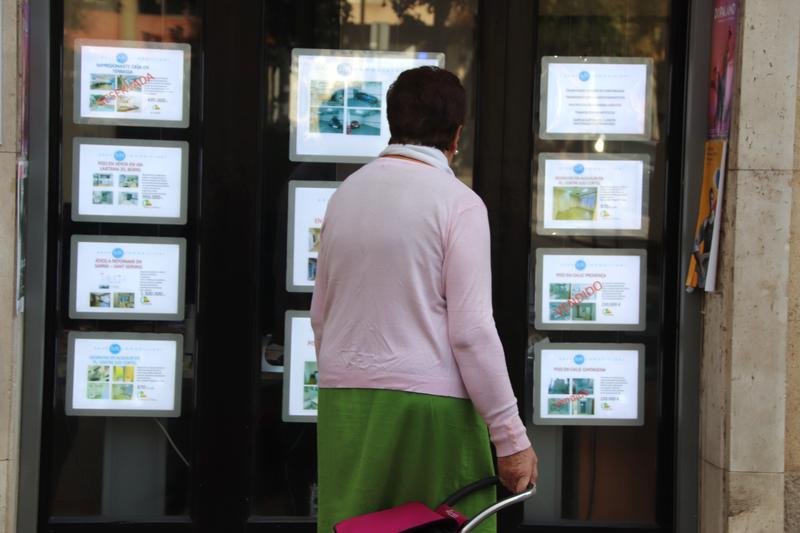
[386,66,466,152]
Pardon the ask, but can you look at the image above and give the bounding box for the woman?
[311,66,537,532]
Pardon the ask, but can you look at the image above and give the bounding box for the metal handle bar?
[459,484,536,533]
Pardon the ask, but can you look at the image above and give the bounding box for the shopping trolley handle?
[459,483,536,533]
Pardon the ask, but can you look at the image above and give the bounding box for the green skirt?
[317,388,496,533]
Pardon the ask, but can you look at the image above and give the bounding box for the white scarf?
[378,144,454,176]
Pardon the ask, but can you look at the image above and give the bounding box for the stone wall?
[0,1,23,532]
[699,0,800,531]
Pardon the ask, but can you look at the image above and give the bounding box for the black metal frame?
[25,0,698,532]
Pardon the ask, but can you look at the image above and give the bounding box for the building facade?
[0,0,797,532]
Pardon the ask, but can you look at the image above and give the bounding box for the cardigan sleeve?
[443,201,531,457]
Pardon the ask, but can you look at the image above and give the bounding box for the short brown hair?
[386,66,466,151]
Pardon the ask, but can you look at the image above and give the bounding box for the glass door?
[474,1,689,531]
[250,0,481,527]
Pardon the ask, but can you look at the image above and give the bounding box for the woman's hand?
[497,446,538,493]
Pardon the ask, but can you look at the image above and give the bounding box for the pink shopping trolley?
[333,476,536,533]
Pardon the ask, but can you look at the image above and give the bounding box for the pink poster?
[20,1,30,157]
[708,0,738,139]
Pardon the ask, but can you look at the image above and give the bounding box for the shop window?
[49,0,202,519]
[525,0,672,526]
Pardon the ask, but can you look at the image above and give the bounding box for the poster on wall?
[536,154,650,237]
[708,0,739,139]
[539,57,653,140]
[685,140,727,292]
[290,49,445,163]
[74,39,191,127]
[20,1,31,155]
[66,331,183,417]
[286,180,340,292]
[533,342,644,426]
[69,235,186,321]
[282,311,318,422]
[534,248,646,331]
[15,160,27,315]
[72,138,189,224]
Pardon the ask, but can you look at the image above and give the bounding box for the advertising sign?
[533,342,644,426]
[536,154,650,237]
[282,311,318,422]
[286,181,340,292]
[708,0,739,139]
[72,138,189,224]
[66,331,182,417]
[74,39,191,127]
[686,140,727,292]
[69,235,186,321]
[540,57,653,140]
[15,160,27,314]
[290,48,444,163]
[534,249,646,331]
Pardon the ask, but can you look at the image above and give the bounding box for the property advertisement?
[67,332,182,417]
[708,0,738,139]
[533,343,644,426]
[290,49,444,162]
[287,181,339,292]
[540,57,652,140]
[535,249,646,331]
[72,138,188,224]
[282,311,318,422]
[537,154,648,236]
[70,236,186,320]
[686,140,727,292]
[74,39,190,127]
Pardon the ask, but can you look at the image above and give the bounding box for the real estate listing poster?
[286,181,340,292]
[290,49,444,163]
[69,235,186,321]
[282,311,318,422]
[534,248,646,331]
[74,39,191,127]
[533,342,644,426]
[66,331,182,417]
[540,57,653,140]
[537,154,649,236]
[72,138,189,224]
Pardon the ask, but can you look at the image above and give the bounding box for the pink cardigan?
[310,157,530,457]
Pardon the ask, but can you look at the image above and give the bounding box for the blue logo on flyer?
[337,63,352,76]
[574,354,585,365]
[112,248,124,258]
[114,150,126,161]
[110,344,121,354]
[116,52,128,64]
[575,260,586,270]
[579,70,590,81]
[573,164,585,174]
